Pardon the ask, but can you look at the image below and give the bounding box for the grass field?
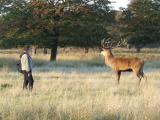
[0,48,160,120]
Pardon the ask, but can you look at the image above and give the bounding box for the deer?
[101,38,146,84]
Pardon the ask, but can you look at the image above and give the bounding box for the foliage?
[0,0,112,48]
[0,0,113,60]
[119,0,160,49]
[1,0,159,54]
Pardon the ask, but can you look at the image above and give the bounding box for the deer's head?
[100,38,125,57]
[101,38,113,57]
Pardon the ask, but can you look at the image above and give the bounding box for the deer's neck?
[106,50,114,58]
[105,51,114,64]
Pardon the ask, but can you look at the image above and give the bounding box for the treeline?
[0,0,159,61]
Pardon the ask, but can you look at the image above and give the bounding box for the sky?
[110,0,130,10]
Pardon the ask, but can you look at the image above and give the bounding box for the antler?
[116,39,127,47]
[101,38,127,49]
[101,38,112,49]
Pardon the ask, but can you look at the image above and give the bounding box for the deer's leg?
[144,74,147,83]
[134,69,142,85]
[137,74,142,85]
[116,71,121,84]
[136,70,143,85]
[140,70,147,82]
[137,67,147,85]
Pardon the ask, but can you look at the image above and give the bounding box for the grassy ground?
[0,48,160,120]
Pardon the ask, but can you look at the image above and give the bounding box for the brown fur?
[101,48,146,84]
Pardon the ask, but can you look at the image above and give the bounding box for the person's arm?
[21,54,30,72]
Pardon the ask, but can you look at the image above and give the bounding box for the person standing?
[20,45,34,91]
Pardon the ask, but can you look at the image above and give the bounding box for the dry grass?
[0,48,160,120]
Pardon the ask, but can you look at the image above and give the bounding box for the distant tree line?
[0,0,159,60]
[116,0,160,52]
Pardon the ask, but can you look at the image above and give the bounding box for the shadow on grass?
[113,88,141,96]
[0,58,18,68]
[53,59,104,67]
[0,57,106,75]
[0,57,159,74]
[0,83,12,90]
[0,57,48,71]
[94,114,121,120]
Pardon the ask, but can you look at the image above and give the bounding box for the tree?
[0,0,63,60]
[58,0,113,52]
[119,0,160,51]
[0,0,113,60]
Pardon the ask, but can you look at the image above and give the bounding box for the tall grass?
[0,49,160,120]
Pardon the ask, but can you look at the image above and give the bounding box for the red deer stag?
[101,38,146,84]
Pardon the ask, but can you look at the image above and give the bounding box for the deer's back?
[108,57,144,71]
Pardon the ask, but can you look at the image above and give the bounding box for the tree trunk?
[32,46,38,55]
[50,27,59,61]
[43,47,47,54]
[136,47,141,53]
[84,47,89,53]
[50,44,58,61]
[34,47,37,54]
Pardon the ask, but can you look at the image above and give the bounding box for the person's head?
[23,45,31,53]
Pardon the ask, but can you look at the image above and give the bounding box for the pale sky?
[110,0,130,10]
